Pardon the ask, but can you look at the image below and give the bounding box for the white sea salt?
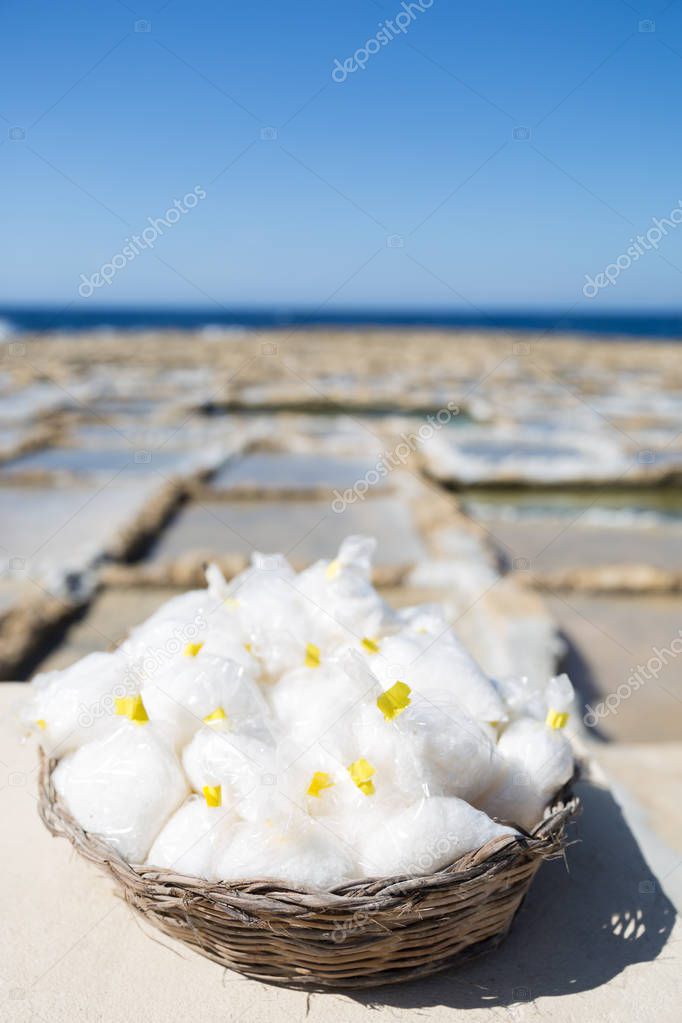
[146,794,236,880]
[53,719,188,863]
[142,653,268,750]
[478,675,576,829]
[21,650,132,756]
[366,620,506,724]
[223,553,312,680]
[357,795,517,877]
[212,812,357,889]
[182,720,277,821]
[293,535,397,646]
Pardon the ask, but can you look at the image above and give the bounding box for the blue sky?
[2,0,682,310]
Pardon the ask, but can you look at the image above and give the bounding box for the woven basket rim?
[38,751,580,911]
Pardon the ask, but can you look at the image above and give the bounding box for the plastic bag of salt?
[182,714,277,822]
[364,613,505,725]
[146,790,236,880]
[212,810,357,890]
[333,650,497,805]
[478,674,575,829]
[21,650,137,757]
[221,552,313,680]
[357,795,517,878]
[293,535,397,647]
[142,649,269,749]
[53,696,187,862]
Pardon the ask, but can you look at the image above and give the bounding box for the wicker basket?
[38,753,579,989]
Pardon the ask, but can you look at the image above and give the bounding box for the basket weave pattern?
[38,754,578,989]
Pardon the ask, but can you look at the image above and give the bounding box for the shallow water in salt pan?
[209,452,388,493]
[0,480,163,585]
[462,488,682,526]
[0,384,65,424]
[1,446,200,479]
[146,496,425,567]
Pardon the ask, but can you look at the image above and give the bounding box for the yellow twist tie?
[348,757,376,796]
[203,706,227,725]
[307,771,334,798]
[361,637,380,655]
[325,559,341,580]
[377,681,411,721]
[202,785,222,808]
[305,642,321,669]
[183,641,204,657]
[115,694,149,725]
[36,719,47,731]
[224,597,240,610]
[244,642,252,653]
[546,708,569,730]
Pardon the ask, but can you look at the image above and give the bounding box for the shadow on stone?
[556,628,611,743]
[346,778,676,1010]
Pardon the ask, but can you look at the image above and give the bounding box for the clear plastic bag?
[357,795,517,877]
[328,650,497,805]
[268,655,370,748]
[365,619,505,724]
[492,671,575,724]
[120,589,216,671]
[21,650,134,756]
[293,536,397,647]
[477,676,576,829]
[146,794,236,880]
[266,738,398,848]
[491,674,544,721]
[394,696,497,803]
[200,628,259,673]
[223,553,314,680]
[212,809,358,889]
[142,653,270,750]
[477,718,574,829]
[182,719,278,821]
[53,719,188,862]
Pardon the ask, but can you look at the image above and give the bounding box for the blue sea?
[1,307,682,339]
